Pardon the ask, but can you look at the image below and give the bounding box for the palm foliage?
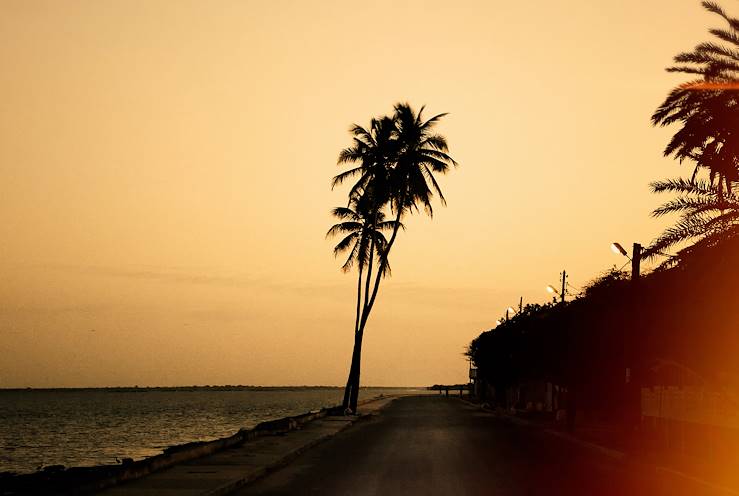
[651,1,739,196]
[647,177,739,260]
[326,203,396,275]
[329,103,456,412]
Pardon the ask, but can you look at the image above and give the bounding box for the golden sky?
[0,0,712,387]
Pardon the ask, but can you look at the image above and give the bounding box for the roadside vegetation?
[467,0,739,417]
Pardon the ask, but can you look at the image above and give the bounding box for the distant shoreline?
[0,385,424,392]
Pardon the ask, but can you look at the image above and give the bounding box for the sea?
[0,386,425,474]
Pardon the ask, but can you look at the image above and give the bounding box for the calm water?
[0,387,424,474]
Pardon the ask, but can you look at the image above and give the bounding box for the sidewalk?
[97,396,399,496]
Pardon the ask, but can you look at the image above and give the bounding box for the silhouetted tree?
[332,116,397,410]
[331,103,456,412]
[326,198,399,408]
[652,1,739,197]
[647,177,739,257]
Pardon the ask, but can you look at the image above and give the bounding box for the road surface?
[234,395,731,496]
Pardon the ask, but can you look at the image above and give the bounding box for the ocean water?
[0,387,424,474]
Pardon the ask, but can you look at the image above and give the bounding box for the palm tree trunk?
[348,329,364,411]
[348,202,405,413]
[342,264,364,409]
[344,216,378,412]
[361,203,404,326]
[343,331,361,410]
[363,214,378,315]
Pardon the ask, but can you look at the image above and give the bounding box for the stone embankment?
[0,395,398,496]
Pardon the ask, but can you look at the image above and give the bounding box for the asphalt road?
[234,395,730,496]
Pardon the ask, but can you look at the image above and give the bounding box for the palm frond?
[333,231,358,256]
[331,167,364,189]
[326,221,363,238]
[710,28,739,48]
[330,207,359,220]
[650,177,717,195]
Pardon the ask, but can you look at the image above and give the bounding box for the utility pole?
[560,270,567,303]
[631,243,642,281]
[625,242,643,438]
[626,243,642,385]
[519,296,523,313]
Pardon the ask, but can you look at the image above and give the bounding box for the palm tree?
[651,1,739,197]
[646,177,739,260]
[333,103,457,413]
[331,116,398,410]
[326,196,399,408]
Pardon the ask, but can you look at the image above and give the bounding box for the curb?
[460,398,739,495]
[654,466,739,496]
[203,396,397,496]
[202,422,348,496]
[540,427,626,460]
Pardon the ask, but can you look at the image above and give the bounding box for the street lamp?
[545,270,568,303]
[610,242,629,258]
[610,241,642,280]
[610,241,644,430]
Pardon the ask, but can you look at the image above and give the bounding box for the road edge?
[459,398,739,496]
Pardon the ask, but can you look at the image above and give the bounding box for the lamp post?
[611,242,642,281]
[545,270,568,303]
[611,241,643,432]
[501,298,523,323]
[611,240,643,386]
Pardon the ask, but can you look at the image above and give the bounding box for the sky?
[0,0,717,387]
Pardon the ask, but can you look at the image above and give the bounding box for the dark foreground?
[235,395,730,496]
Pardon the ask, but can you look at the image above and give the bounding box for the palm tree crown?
[389,103,458,218]
[326,199,398,275]
[651,1,739,196]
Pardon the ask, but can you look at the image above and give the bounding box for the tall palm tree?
[652,1,739,197]
[331,116,398,410]
[646,177,739,261]
[326,195,399,408]
[335,103,457,412]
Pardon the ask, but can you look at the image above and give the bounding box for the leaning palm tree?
[652,1,739,197]
[335,103,457,413]
[331,116,398,410]
[646,177,739,262]
[326,195,399,408]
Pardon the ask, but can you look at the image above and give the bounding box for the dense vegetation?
[469,1,739,413]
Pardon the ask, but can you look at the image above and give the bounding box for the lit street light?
[545,270,568,303]
[610,241,642,281]
[611,242,629,258]
[502,298,523,322]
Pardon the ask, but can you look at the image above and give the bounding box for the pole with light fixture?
[610,241,643,431]
[546,270,568,303]
[610,242,642,281]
